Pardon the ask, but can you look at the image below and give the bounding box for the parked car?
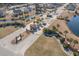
[47,15,52,17]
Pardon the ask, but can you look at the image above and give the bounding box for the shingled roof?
[66,3,76,11]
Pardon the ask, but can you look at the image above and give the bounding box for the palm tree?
[73,40,78,48]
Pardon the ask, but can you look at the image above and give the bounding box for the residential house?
[65,3,76,11]
[35,4,46,14]
[13,9,22,17]
[0,10,5,18]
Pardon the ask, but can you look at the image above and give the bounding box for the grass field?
[0,28,4,31]
[0,18,5,20]
[0,26,18,39]
[24,34,67,56]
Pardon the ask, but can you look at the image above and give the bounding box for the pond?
[67,15,79,36]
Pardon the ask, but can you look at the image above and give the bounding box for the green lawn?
[0,28,4,31]
[0,18,5,20]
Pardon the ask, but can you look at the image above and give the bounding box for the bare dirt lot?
[24,34,67,56]
[0,26,18,39]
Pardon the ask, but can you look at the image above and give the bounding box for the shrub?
[73,51,79,56]
[59,31,63,34]
[0,22,25,28]
[60,38,65,44]
[52,26,58,32]
[63,43,70,49]
[57,24,60,28]
[43,28,49,33]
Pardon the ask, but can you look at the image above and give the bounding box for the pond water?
[67,15,79,36]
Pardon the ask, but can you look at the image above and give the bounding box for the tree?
[57,24,60,28]
[73,51,79,56]
[67,38,73,45]
[75,10,78,15]
[60,38,65,44]
[73,40,78,47]
[59,31,63,34]
[64,16,68,20]
[52,26,58,32]
[64,30,68,39]
[63,43,70,50]
[43,28,48,33]
[64,30,68,34]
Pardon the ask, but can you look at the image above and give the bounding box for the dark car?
[47,15,52,18]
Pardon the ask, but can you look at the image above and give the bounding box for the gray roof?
[20,7,29,12]
[13,9,22,15]
[45,3,63,9]
[0,10,3,14]
[66,4,76,11]
[0,10,5,17]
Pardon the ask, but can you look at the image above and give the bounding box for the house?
[27,6,32,12]
[13,9,22,17]
[46,3,61,9]
[35,4,45,14]
[9,6,21,10]
[20,7,29,13]
[66,3,76,11]
[0,10,5,18]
